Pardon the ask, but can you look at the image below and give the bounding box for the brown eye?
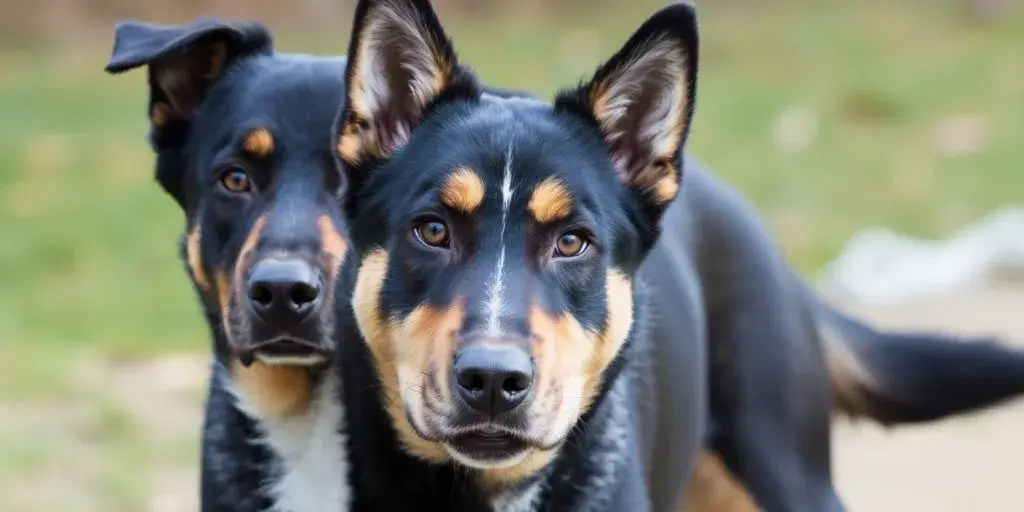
[554,232,588,258]
[219,167,252,193]
[415,220,450,248]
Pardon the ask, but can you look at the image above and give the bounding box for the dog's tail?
[814,297,1024,425]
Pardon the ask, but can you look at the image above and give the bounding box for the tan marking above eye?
[554,232,587,258]
[242,128,274,157]
[528,177,573,223]
[416,220,450,247]
[440,167,485,214]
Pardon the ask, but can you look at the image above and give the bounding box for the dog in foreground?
[106,1,1024,510]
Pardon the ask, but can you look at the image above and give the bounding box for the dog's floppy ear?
[336,0,478,167]
[555,3,699,210]
[104,18,273,206]
[105,18,273,145]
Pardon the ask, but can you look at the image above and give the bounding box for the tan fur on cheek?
[186,227,210,291]
[582,270,633,403]
[217,216,267,340]
[242,128,274,157]
[679,450,760,512]
[318,215,348,279]
[440,167,485,214]
[352,249,448,462]
[527,177,574,223]
[230,360,312,417]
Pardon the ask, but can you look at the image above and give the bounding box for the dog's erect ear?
[337,0,477,167]
[104,18,273,147]
[555,3,699,209]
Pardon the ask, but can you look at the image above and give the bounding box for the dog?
[331,1,1024,511]
[104,5,1024,512]
[105,19,355,512]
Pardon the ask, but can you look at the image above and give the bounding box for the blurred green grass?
[0,2,1021,509]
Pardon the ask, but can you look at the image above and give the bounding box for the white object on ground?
[817,206,1024,307]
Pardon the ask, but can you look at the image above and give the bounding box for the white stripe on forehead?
[484,143,515,336]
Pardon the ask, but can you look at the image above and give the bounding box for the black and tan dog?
[103,4,1024,512]
[104,19,355,511]
[331,1,1024,511]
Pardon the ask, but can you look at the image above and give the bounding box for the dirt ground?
[830,281,1024,512]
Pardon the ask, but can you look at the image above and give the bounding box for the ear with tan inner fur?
[554,3,699,208]
[337,0,479,166]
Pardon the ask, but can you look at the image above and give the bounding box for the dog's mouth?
[442,424,535,468]
[237,338,331,367]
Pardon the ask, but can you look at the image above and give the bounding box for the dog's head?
[336,0,699,483]
[105,19,350,415]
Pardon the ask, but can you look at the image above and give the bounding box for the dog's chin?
[252,351,329,367]
[235,337,332,368]
[437,424,544,470]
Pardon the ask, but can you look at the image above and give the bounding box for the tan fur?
[230,359,312,416]
[352,249,450,462]
[820,321,876,420]
[318,215,348,279]
[527,177,574,223]
[336,126,364,165]
[215,272,231,320]
[440,167,486,214]
[242,128,275,157]
[185,226,209,291]
[151,102,170,127]
[220,216,267,338]
[679,450,760,512]
[342,3,453,163]
[588,37,689,206]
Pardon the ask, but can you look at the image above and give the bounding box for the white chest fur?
[230,372,351,512]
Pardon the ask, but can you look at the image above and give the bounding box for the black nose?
[453,345,534,416]
[246,259,323,325]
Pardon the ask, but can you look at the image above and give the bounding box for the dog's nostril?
[249,283,274,307]
[289,281,320,307]
[502,372,530,395]
[457,370,487,393]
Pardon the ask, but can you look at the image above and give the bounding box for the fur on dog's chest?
[230,372,350,512]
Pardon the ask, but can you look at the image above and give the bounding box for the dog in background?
[105,19,353,512]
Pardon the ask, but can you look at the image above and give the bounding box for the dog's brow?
[440,167,485,214]
[528,177,573,224]
[242,127,275,157]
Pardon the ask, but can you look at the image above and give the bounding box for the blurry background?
[0,0,1021,510]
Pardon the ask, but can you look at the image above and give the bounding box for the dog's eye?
[219,166,252,194]
[554,232,588,258]
[414,220,450,248]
